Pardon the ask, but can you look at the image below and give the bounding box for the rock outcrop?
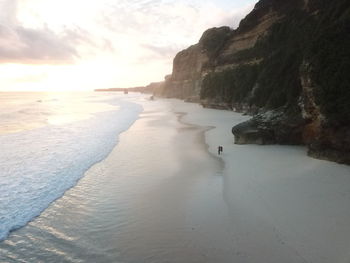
[153,0,350,164]
[232,108,307,145]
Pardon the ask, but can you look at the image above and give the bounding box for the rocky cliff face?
[158,0,350,164]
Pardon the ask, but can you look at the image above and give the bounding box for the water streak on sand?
[175,111,224,169]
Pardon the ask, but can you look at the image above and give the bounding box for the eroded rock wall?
[157,0,350,164]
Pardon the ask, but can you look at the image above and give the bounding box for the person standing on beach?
[218,146,223,155]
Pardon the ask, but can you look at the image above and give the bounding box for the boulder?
[232,109,307,145]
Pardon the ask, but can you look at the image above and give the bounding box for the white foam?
[0,93,143,241]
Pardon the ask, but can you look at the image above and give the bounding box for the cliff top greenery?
[200,0,350,123]
[199,26,232,59]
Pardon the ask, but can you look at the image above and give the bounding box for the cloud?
[0,0,254,65]
[0,0,85,64]
[0,0,256,90]
[0,25,80,64]
[101,0,255,63]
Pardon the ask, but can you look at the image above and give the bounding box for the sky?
[0,0,257,91]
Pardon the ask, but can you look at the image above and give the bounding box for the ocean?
[0,92,143,241]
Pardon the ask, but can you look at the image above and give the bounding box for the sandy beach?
[1,96,350,263]
[1,0,348,261]
[173,99,350,263]
[0,96,237,262]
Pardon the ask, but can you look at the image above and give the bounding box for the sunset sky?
[0,0,257,91]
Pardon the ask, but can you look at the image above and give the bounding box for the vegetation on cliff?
[201,64,259,105]
[199,26,232,60]
[307,0,350,123]
[153,0,350,163]
[200,0,350,117]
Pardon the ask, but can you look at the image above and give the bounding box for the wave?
[0,96,143,241]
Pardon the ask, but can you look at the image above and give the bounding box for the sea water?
[0,92,143,241]
[0,97,236,263]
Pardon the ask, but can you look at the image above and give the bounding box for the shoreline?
[175,110,225,169]
[1,96,350,263]
[0,97,238,262]
[0,93,143,242]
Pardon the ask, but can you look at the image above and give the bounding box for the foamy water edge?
[0,96,143,241]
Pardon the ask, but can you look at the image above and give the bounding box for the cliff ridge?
[154,0,350,164]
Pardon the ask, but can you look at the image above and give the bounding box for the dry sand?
[1,96,350,263]
[172,98,350,263]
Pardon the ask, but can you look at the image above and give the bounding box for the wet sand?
[0,97,239,263]
[2,96,350,263]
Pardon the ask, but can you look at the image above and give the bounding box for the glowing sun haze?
[0,0,257,91]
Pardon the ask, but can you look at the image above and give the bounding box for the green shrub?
[200,0,350,121]
[201,64,259,103]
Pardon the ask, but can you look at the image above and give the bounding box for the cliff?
[157,0,350,164]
